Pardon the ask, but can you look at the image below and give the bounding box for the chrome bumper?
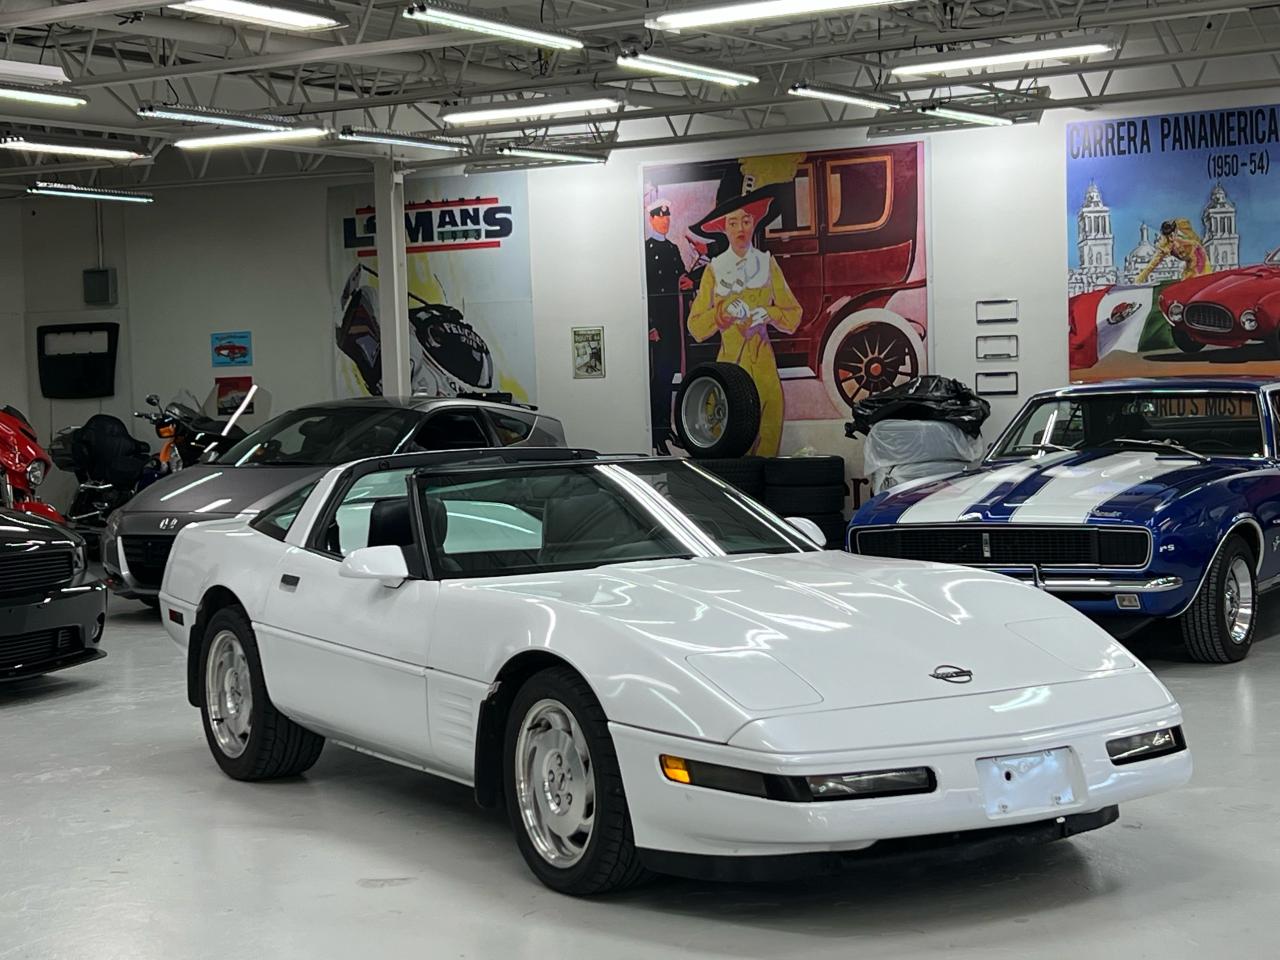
[995,567,1183,594]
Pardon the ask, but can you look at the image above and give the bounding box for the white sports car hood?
[461,551,1143,730]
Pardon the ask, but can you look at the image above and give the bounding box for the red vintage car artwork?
[213,341,249,362]
[1158,249,1280,354]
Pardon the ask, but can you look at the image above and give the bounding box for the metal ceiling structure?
[0,0,1279,188]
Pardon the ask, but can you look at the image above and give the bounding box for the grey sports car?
[102,396,565,604]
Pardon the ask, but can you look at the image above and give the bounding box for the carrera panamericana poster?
[328,171,536,401]
[642,143,927,457]
[1067,104,1280,381]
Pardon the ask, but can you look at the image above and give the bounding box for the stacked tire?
[763,457,847,549]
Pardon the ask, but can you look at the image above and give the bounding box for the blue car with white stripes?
[848,377,1280,663]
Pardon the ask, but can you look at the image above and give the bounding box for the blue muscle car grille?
[853,526,1150,568]
[1184,304,1234,332]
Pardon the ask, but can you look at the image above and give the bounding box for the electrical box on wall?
[83,267,117,306]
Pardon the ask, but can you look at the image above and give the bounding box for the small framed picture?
[572,326,605,379]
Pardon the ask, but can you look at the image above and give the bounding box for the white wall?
[0,202,27,405]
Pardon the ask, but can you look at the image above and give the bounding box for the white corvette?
[160,449,1192,895]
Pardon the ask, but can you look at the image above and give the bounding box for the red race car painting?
[1156,249,1280,354]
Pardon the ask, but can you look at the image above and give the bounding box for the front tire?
[198,606,325,780]
[1171,324,1205,353]
[503,666,648,895]
[1177,533,1257,663]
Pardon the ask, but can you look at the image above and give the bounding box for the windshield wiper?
[1106,437,1209,463]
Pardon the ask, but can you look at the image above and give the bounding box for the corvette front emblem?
[159,517,179,530]
[930,665,973,684]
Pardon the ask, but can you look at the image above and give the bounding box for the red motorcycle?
[0,405,65,523]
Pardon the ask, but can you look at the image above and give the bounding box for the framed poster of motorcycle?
[572,326,605,379]
[1067,103,1280,380]
[641,142,928,457]
[328,172,536,402]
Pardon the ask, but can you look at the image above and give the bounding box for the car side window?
[487,410,535,446]
[405,409,491,451]
[321,468,414,557]
[250,482,317,542]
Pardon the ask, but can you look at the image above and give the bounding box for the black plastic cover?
[846,375,991,439]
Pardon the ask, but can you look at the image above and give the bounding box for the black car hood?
[120,464,326,518]
[0,507,79,547]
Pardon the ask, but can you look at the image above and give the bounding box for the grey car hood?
[120,464,325,517]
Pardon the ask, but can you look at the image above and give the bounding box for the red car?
[214,341,249,362]
[1158,249,1280,354]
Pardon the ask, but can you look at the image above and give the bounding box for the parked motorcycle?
[0,404,66,523]
[49,414,151,547]
[49,389,253,548]
[133,391,248,486]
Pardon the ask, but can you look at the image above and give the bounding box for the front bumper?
[0,578,108,681]
[610,698,1190,860]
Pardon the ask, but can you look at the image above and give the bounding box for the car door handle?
[280,574,300,588]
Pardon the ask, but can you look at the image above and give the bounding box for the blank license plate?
[977,748,1077,818]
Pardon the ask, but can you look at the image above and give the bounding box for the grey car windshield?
[417,460,817,578]
[994,391,1265,459]
[217,407,421,466]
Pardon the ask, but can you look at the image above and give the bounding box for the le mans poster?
[1068,104,1280,380]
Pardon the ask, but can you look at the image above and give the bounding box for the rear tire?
[763,455,845,487]
[198,606,325,780]
[1177,533,1257,663]
[764,484,847,516]
[503,666,649,895]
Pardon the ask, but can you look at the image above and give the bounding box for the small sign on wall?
[212,331,252,366]
[215,376,255,415]
[572,326,605,379]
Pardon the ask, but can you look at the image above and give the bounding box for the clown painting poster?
[328,171,536,401]
[1068,104,1280,381]
[642,143,928,457]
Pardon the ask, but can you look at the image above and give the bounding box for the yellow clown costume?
[687,238,802,457]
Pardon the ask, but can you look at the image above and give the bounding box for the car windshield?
[416,459,816,578]
[993,391,1265,459]
[217,406,419,466]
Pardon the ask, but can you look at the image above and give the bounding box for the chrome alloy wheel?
[1224,556,1255,645]
[680,378,728,449]
[514,699,596,867]
[205,630,253,758]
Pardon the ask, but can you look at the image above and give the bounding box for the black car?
[1,508,106,681]
[102,395,566,604]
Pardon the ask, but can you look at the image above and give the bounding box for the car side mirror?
[339,545,409,588]
[785,516,827,548]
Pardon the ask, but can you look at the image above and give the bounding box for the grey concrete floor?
[2,598,1278,960]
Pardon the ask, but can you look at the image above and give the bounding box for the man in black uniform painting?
[645,191,691,454]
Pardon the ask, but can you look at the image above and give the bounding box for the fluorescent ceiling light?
[0,136,146,160]
[137,103,292,130]
[168,0,343,32]
[788,80,896,110]
[338,126,466,151]
[891,40,1113,76]
[174,126,327,149]
[403,3,582,50]
[28,181,154,204]
[496,144,605,164]
[917,103,1013,126]
[0,60,67,86]
[648,0,897,30]
[0,83,86,107]
[441,96,620,125]
[616,51,758,86]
